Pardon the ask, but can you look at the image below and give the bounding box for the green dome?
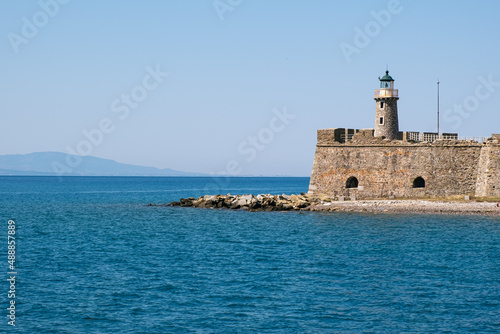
[379,70,394,82]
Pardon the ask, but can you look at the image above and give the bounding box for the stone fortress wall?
[308,129,500,199]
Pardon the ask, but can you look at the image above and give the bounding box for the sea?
[1,176,499,333]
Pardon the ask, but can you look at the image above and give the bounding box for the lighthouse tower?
[374,70,399,139]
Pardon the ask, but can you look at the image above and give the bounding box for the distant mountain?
[0,152,206,177]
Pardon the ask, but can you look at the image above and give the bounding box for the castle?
[308,71,500,199]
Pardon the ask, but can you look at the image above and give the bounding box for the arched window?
[413,177,425,188]
[346,177,358,189]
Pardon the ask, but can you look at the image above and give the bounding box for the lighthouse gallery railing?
[374,89,398,98]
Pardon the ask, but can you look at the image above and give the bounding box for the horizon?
[2,1,500,177]
[0,151,307,177]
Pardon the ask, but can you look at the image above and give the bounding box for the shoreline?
[309,199,500,216]
[164,194,500,217]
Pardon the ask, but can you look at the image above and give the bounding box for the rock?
[249,201,262,210]
[222,196,234,208]
[295,201,310,209]
[192,198,205,208]
[262,197,276,207]
[229,203,241,210]
[180,198,195,207]
[241,194,254,202]
[234,198,249,207]
[165,193,326,212]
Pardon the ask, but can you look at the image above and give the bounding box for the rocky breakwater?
[163,196,500,215]
[168,194,318,212]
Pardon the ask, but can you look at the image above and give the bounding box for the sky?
[1,0,500,176]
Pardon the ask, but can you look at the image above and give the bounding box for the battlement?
[317,128,496,146]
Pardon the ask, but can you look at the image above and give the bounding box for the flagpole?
[437,79,440,137]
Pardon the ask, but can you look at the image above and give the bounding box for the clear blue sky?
[2,0,500,176]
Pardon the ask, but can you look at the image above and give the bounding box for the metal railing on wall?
[459,136,487,143]
[408,134,486,143]
[340,134,354,142]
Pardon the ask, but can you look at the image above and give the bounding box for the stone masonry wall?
[374,98,399,140]
[475,136,500,198]
[308,129,496,199]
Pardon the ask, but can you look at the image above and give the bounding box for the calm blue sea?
[1,176,499,333]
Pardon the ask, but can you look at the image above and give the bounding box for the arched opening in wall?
[346,177,358,189]
[413,177,425,188]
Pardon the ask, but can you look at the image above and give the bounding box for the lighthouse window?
[380,102,384,109]
[346,177,358,189]
[379,117,384,125]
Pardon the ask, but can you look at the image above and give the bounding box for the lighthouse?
[374,70,399,139]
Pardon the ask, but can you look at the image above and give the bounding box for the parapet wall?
[309,129,500,199]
